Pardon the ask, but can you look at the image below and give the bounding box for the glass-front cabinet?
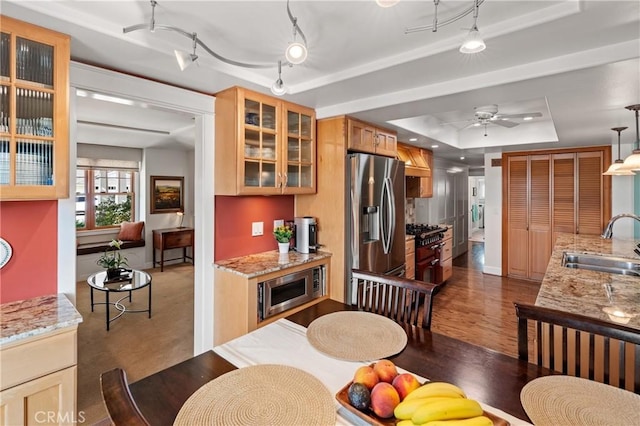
[0,16,70,200]
[215,86,316,195]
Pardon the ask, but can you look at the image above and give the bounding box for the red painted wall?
[215,196,295,260]
[0,201,58,303]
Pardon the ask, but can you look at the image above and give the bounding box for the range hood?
[397,143,431,177]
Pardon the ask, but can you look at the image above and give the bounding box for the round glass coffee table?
[87,269,152,330]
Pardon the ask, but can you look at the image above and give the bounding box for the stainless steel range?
[406,224,448,284]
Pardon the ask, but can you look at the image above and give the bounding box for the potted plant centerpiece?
[97,239,130,280]
[273,225,293,254]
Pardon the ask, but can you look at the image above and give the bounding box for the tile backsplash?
[405,198,415,224]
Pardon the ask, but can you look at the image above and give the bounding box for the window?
[76,167,137,230]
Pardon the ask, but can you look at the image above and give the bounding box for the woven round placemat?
[306,311,407,361]
[173,364,335,426]
[520,375,640,426]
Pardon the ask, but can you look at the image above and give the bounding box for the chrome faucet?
[602,213,640,239]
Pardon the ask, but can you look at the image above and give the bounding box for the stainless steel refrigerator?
[347,152,406,303]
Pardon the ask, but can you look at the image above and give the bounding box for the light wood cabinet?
[347,118,397,157]
[0,16,70,200]
[441,226,453,282]
[399,144,433,198]
[214,86,316,195]
[0,327,78,425]
[213,256,330,345]
[405,237,415,279]
[503,147,610,280]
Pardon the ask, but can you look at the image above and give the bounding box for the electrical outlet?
[251,221,264,236]
[274,219,284,229]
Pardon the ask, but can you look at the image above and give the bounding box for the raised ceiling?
[3,0,639,166]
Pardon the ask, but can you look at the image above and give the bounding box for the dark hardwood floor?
[77,241,540,424]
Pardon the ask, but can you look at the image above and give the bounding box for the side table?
[87,269,152,330]
[152,227,194,272]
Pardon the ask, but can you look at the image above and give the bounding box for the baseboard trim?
[483,266,502,276]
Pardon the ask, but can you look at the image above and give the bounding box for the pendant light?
[620,104,640,171]
[285,0,308,65]
[271,61,287,96]
[603,127,634,175]
[459,0,486,54]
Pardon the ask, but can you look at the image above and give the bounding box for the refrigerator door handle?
[380,177,394,254]
[385,176,396,254]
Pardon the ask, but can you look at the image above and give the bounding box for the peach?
[370,382,400,418]
[353,365,379,390]
[373,359,398,383]
[392,373,421,401]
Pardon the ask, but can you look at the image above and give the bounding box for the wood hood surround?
[397,143,431,177]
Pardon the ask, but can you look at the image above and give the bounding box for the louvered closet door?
[577,151,604,235]
[507,156,529,278]
[552,153,576,243]
[528,155,552,281]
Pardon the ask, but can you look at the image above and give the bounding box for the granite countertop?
[214,250,332,278]
[0,294,83,346]
[537,233,640,330]
[405,234,415,241]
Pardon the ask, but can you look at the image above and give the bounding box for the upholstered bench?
[76,239,145,256]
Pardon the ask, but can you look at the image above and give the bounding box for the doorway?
[468,176,485,243]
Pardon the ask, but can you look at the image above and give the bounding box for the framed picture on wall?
[150,176,184,214]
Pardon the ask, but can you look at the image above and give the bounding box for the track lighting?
[285,0,308,65]
[603,127,635,176]
[376,0,400,7]
[271,61,287,96]
[174,33,198,71]
[459,0,485,54]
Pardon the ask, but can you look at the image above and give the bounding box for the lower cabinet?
[441,226,453,282]
[213,256,330,345]
[405,237,415,279]
[0,327,78,426]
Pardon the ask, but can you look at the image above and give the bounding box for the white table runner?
[214,318,531,426]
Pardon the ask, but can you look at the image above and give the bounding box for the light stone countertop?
[536,233,640,330]
[0,294,83,346]
[214,250,332,278]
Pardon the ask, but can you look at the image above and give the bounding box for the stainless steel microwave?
[258,265,326,322]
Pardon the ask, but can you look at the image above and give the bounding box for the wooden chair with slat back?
[352,269,441,329]
[514,302,640,393]
[100,368,150,426]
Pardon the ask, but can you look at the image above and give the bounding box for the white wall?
[142,147,194,267]
[482,153,503,276]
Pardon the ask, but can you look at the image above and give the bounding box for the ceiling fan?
[442,104,543,131]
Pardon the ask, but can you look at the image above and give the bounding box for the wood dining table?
[129,299,553,425]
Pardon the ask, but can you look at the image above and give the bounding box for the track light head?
[175,50,198,71]
[459,25,485,54]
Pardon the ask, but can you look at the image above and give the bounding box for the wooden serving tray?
[336,381,510,426]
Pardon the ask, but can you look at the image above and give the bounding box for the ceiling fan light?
[459,26,486,54]
[285,42,307,65]
[174,50,197,71]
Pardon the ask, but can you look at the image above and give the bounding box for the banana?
[423,415,493,426]
[412,398,483,424]
[404,382,467,401]
[395,397,460,420]
[397,420,418,426]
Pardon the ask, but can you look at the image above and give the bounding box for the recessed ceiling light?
[460,156,465,160]
[409,138,417,142]
[431,145,439,149]
[523,116,533,121]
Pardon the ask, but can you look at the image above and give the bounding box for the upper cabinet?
[398,143,433,198]
[0,16,70,200]
[347,118,397,158]
[215,86,316,195]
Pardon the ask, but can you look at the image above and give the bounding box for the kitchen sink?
[562,252,640,276]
